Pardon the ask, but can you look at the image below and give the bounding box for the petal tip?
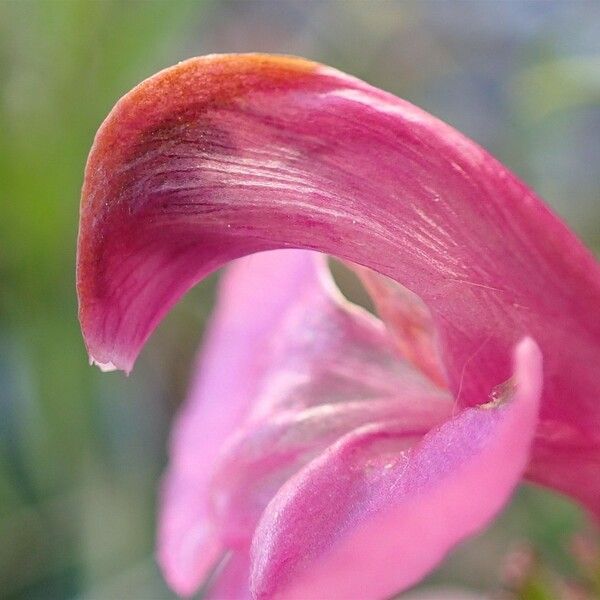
[90,358,118,373]
[88,352,133,375]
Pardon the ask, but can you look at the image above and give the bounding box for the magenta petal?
[250,339,542,600]
[78,54,600,513]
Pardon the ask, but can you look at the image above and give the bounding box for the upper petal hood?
[77,54,600,511]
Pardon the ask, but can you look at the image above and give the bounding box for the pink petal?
[250,338,543,600]
[205,552,251,600]
[158,248,444,595]
[77,54,600,512]
[158,250,331,595]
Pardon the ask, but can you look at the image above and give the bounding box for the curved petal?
[158,248,440,595]
[210,396,450,548]
[77,54,600,512]
[250,339,543,600]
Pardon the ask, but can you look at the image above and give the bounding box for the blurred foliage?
[515,56,600,120]
[0,1,598,599]
[0,1,202,597]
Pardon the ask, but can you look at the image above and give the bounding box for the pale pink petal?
[158,248,444,596]
[250,339,542,600]
[158,250,331,595]
[234,255,440,422]
[77,54,600,513]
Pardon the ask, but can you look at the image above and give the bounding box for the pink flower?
[76,54,600,598]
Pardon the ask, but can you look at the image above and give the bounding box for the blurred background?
[1,1,599,598]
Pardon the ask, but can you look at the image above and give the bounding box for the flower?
[76,54,600,598]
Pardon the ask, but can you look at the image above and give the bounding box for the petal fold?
[351,265,447,387]
[210,396,450,548]
[250,339,542,600]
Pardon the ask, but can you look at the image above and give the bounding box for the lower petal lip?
[250,338,542,599]
[156,249,447,595]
